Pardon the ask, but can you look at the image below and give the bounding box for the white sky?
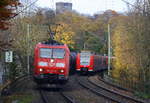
[36,0,135,15]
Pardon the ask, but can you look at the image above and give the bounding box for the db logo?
[49,63,55,67]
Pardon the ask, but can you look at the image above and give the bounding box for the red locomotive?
[76,51,108,73]
[76,51,94,72]
[33,42,70,84]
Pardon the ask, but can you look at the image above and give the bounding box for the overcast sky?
[36,0,134,15]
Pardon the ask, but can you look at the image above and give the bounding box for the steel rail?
[39,89,76,103]
[95,76,145,103]
[39,90,49,103]
[88,76,145,103]
[60,91,76,103]
[98,74,133,92]
[77,76,120,103]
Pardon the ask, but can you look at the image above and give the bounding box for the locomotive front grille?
[81,68,88,72]
[43,74,58,79]
[38,74,66,80]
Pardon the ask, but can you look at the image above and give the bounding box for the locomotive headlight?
[51,59,54,63]
[60,69,64,73]
[38,62,48,66]
[39,68,43,72]
[56,63,65,67]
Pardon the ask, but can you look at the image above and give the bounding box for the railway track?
[2,74,146,103]
[77,76,145,103]
[39,88,77,103]
[96,75,135,97]
[60,91,76,103]
[98,75,133,92]
[1,75,29,96]
[95,75,147,103]
[39,90,49,103]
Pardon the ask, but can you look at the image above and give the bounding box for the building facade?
[56,2,72,14]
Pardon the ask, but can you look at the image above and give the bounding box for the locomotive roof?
[40,39,64,45]
[36,43,66,47]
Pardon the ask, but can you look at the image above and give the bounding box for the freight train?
[33,40,72,84]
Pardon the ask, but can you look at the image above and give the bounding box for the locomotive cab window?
[40,48,65,59]
[40,48,52,58]
[53,48,65,59]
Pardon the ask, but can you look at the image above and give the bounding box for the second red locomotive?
[76,51,108,73]
[33,42,70,84]
[76,51,94,72]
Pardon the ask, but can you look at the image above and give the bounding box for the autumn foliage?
[111,1,150,97]
[0,0,20,30]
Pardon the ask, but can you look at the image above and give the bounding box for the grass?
[134,91,150,99]
[19,95,33,103]
[0,85,2,90]
[2,94,33,103]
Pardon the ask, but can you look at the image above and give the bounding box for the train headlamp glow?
[39,68,43,72]
[56,63,65,67]
[38,62,48,66]
[60,69,64,73]
[51,59,54,63]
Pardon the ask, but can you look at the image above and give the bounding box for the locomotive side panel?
[93,55,107,71]
[93,55,101,71]
[69,52,77,74]
[76,53,80,71]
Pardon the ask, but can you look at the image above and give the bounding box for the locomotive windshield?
[40,48,65,59]
[40,48,52,58]
[80,52,91,65]
[53,48,65,59]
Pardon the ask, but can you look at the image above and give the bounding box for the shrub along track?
[77,75,145,103]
